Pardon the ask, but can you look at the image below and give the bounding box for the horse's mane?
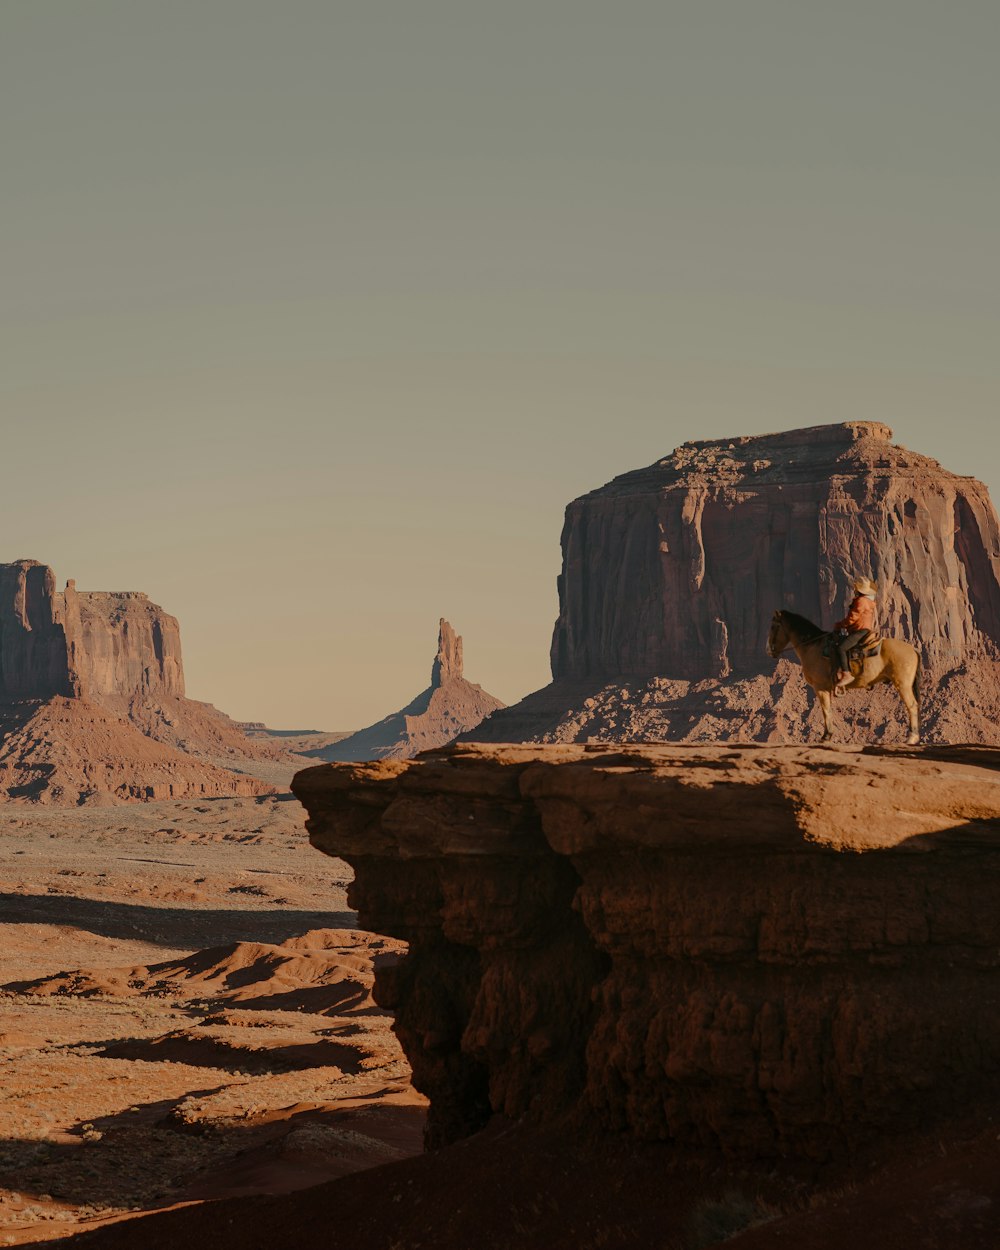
[779,610,826,642]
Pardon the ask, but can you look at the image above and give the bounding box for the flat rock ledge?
[292,743,1000,1160]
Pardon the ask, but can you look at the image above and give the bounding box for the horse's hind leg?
[816,689,834,743]
[894,671,921,745]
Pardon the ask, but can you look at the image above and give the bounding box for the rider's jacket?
[835,594,877,634]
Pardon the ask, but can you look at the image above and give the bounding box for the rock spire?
[431,618,463,687]
[306,619,504,763]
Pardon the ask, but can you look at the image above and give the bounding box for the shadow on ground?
[0,893,356,949]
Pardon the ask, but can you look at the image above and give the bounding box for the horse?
[767,609,921,745]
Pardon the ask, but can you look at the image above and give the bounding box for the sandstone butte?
[293,742,1000,1170]
[465,421,1000,746]
[310,618,505,763]
[0,559,288,803]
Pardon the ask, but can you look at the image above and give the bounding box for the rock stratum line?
[293,742,1000,1161]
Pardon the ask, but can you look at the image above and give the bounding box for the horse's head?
[767,610,789,658]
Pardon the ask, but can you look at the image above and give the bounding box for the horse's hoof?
[907,733,920,746]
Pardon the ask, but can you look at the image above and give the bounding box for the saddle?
[822,631,883,687]
[847,629,883,663]
[822,629,883,661]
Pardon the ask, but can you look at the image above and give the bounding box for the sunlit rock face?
[551,422,1000,681]
[0,560,185,701]
[74,589,184,699]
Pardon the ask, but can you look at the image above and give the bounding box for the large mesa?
[469,422,1000,745]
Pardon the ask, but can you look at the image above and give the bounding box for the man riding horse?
[767,577,921,744]
[833,575,879,695]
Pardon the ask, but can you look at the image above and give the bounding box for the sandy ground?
[0,794,425,1246]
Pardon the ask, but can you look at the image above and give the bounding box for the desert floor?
[0,793,425,1246]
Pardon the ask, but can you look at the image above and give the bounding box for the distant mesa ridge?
[466,421,1000,745]
[307,618,504,763]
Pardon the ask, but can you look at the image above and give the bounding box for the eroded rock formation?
[0,559,289,802]
[470,423,1000,744]
[294,743,1000,1160]
[0,561,185,701]
[312,619,504,763]
[553,421,1000,677]
[75,588,185,700]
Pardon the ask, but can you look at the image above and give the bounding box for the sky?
[2,1,998,729]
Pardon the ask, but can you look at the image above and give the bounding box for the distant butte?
[307,619,505,763]
[0,560,289,803]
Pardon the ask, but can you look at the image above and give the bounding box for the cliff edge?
[294,743,1000,1160]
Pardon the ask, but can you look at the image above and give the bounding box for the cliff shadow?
[0,892,357,952]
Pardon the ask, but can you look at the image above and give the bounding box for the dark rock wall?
[294,743,1000,1161]
[0,561,75,698]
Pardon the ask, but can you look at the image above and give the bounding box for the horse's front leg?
[816,689,834,743]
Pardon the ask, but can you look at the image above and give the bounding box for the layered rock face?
[312,619,505,763]
[294,744,1000,1160]
[0,561,185,702]
[552,421,1000,679]
[74,589,184,699]
[0,698,274,802]
[471,422,1000,744]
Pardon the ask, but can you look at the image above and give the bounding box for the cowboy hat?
[853,576,878,596]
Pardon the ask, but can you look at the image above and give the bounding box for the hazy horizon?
[3,2,998,729]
